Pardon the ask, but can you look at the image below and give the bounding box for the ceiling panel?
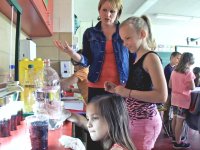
[147,0,200,17]
[74,0,200,26]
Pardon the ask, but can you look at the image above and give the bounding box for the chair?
[157,104,171,137]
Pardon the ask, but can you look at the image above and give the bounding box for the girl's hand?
[114,86,130,98]
[104,81,117,93]
[60,79,71,91]
[104,82,129,97]
[54,40,75,56]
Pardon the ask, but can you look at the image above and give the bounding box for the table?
[0,120,73,150]
[190,88,200,114]
[186,88,200,132]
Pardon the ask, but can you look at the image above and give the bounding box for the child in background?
[193,67,200,87]
[169,52,195,149]
[105,15,167,150]
[61,50,89,103]
[62,94,136,150]
[163,51,181,135]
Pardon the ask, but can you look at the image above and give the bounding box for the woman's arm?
[54,40,82,62]
[71,88,81,93]
[187,80,195,90]
[61,75,79,91]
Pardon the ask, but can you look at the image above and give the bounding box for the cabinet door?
[30,0,53,33]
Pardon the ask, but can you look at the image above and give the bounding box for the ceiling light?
[155,14,191,21]
[192,17,200,23]
[155,13,200,22]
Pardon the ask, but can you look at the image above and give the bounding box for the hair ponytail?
[141,15,157,50]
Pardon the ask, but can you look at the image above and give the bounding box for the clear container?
[0,106,11,137]
[35,59,62,130]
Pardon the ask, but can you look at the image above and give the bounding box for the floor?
[153,128,200,150]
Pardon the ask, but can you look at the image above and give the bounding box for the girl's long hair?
[175,52,194,73]
[90,94,136,150]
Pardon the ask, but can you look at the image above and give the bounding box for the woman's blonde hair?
[120,15,157,50]
[98,0,123,20]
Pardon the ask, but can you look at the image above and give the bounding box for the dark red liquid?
[29,121,48,150]
[10,114,17,131]
[0,119,11,137]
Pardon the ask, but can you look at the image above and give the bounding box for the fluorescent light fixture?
[192,17,200,23]
[155,13,200,22]
[133,0,158,16]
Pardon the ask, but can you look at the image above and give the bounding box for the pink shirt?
[171,70,195,109]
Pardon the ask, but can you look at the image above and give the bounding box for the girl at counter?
[169,52,195,149]
[62,94,136,150]
[104,15,167,150]
[60,49,89,103]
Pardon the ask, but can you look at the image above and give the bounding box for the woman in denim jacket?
[55,0,129,101]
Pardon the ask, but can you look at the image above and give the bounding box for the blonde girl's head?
[175,52,194,73]
[98,0,123,20]
[120,15,156,51]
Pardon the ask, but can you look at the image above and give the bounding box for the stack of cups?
[0,101,24,138]
[0,106,11,137]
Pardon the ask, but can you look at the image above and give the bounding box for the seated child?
[62,94,136,150]
[61,49,88,103]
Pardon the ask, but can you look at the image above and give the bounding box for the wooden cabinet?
[0,0,53,37]
[53,0,73,33]
[30,0,53,36]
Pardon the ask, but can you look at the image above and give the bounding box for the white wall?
[76,20,200,48]
[75,21,98,49]
[0,13,27,83]
[53,0,74,32]
[153,23,200,46]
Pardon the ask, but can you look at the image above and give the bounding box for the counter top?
[0,120,73,150]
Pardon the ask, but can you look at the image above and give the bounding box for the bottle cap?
[9,65,15,69]
[44,59,50,67]
[28,64,34,68]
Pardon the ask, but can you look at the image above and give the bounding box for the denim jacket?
[79,21,129,85]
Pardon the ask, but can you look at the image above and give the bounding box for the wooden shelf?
[0,0,53,37]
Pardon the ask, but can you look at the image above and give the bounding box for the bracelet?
[128,89,132,98]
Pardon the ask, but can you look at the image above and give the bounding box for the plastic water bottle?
[35,59,62,130]
[8,65,15,82]
[22,64,36,114]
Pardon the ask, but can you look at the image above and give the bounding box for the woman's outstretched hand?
[54,40,75,56]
